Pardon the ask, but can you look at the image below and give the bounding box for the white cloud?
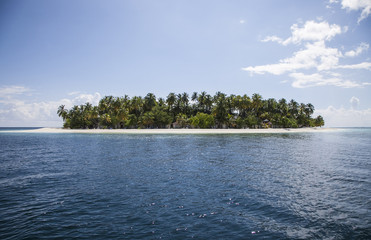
[327,0,339,9]
[243,40,343,75]
[315,105,371,127]
[345,42,369,57]
[0,86,31,96]
[244,21,345,76]
[262,21,343,46]
[0,86,101,127]
[289,72,364,88]
[350,96,360,109]
[239,19,245,24]
[336,61,371,69]
[341,0,371,23]
[261,35,284,44]
[66,93,102,107]
[284,21,342,45]
[243,19,371,88]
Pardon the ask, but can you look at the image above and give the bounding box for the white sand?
[9,127,337,134]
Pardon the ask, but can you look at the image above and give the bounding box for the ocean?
[0,128,370,239]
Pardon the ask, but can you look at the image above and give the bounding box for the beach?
[8,127,337,134]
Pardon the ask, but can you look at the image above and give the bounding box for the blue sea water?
[0,129,370,239]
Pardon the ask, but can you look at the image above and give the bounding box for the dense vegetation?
[57,92,325,129]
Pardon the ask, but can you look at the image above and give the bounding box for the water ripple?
[0,131,370,239]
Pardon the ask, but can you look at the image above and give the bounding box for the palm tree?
[278,98,288,117]
[166,92,176,121]
[297,103,308,127]
[288,99,299,118]
[57,105,68,121]
[191,92,198,102]
[115,106,128,128]
[251,93,263,117]
[305,103,314,118]
[239,94,251,118]
[89,106,99,128]
[98,96,113,116]
[314,115,325,127]
[266,98,278,117]
[173,93,182,117]
[204,93,213,114]
[151,105,172,128]
[197,91,206,113]
[130,96,143,116]
[158,97,165,107]
[181,92,190,116]
[191,92,198,114]
[213,92,228,128]
[144,93,157,112]
[82,102,93,128]
[227,94,236,115]
[68,105,83,129]
[57,91,323,129]
[128,96,144,128]
[141,111,155,128]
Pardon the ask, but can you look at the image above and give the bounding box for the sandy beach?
[7,127,337,134]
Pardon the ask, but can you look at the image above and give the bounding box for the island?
[57,92,325,129]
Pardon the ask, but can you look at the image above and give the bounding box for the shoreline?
[3,127,338,134]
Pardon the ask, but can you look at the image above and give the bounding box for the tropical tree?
[288,99,299,118]
[128,96,144,128]
[144,93,157,113]
[297,103,309,127]
[314,115,325,127]
[58,91,322,129]
[158,97,166,107]
[213,92,228,128]
[57,105,68,121]
[175,113,189,128]
[151,105,172,128]
[304,103,314,118]
[166,92,176,121]
[140,111,155,128]
[181,92,190,116]
[189,112,215,128]
[235,94,251,118]
[99,113,112,128]
[251,93,263,117]
[204,92,213,114]
[226,94,236,115]
[278,98,288,117]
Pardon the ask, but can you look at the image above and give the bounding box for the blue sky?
[0,0,370,127]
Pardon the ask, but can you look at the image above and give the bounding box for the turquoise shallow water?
[0,129,370,239]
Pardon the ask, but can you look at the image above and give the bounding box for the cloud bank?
[243,20,371,88]
[341,0,371,23]
[316,106,371,127]
[314,96,371,127]
[0,86,101,127]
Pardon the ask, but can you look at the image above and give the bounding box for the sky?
[0,0,370,127]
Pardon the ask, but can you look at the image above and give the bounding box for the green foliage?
[58,92,322,129]
[212,92,228,127]
[246,115,259,128]
[314,115,325,127]
[175,114,188,128]
[190,113,215,128]
[140,112,155,128]
[151,105,172,128]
